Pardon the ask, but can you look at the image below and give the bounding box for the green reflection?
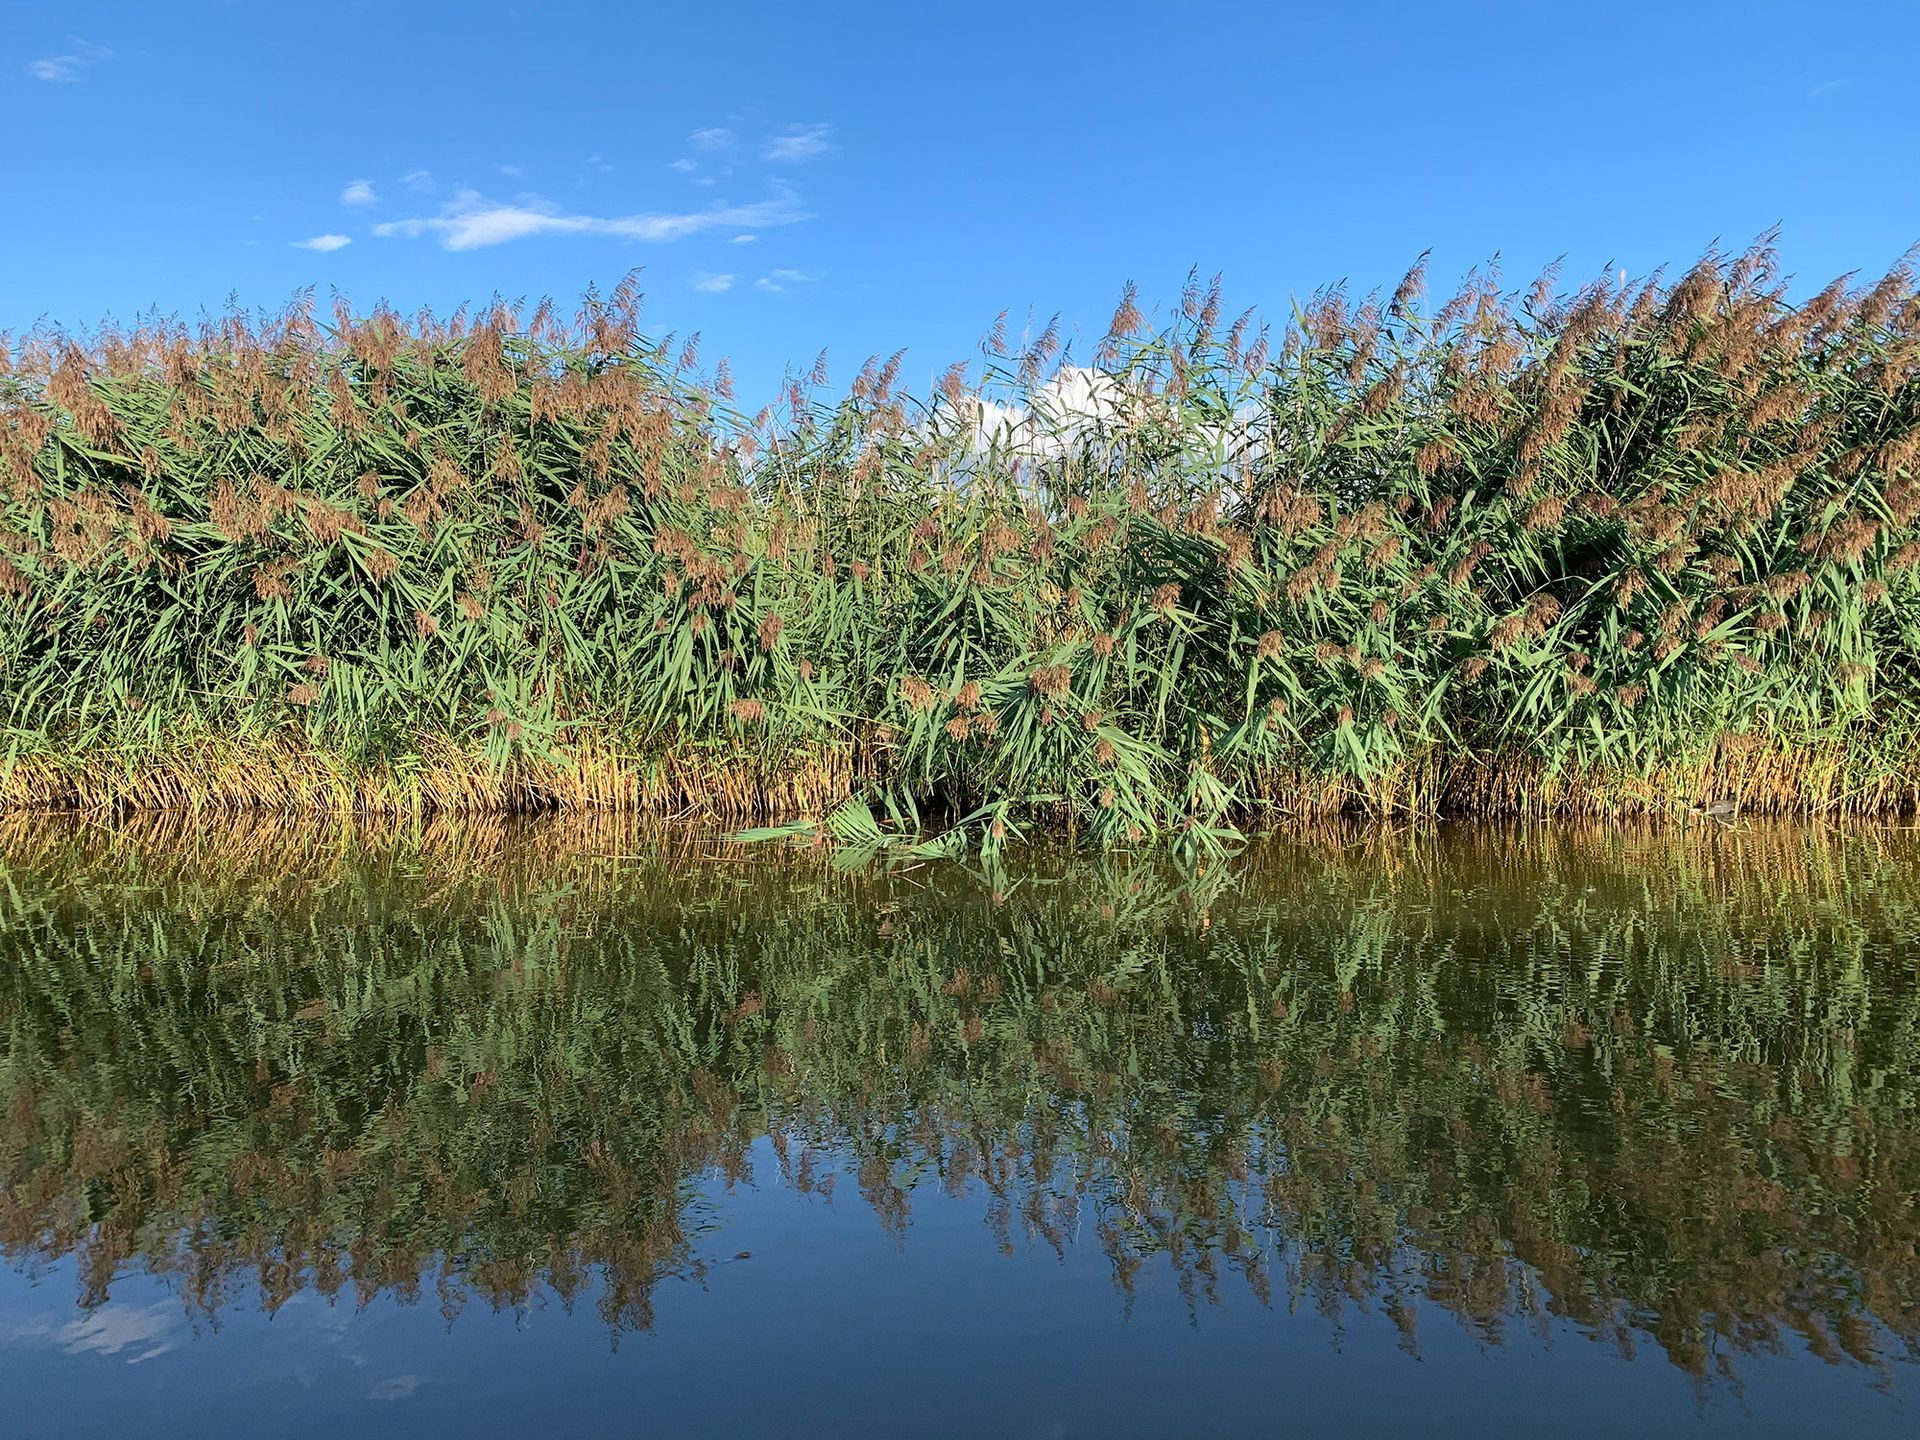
[1,816,1916,1381]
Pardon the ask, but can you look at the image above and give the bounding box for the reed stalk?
[6,244,1920,848]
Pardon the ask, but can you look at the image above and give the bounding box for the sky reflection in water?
[1,816,1916,1437]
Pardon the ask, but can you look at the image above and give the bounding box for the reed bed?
[6,241,1920,847]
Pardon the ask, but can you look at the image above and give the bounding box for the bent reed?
[5,243,1920,848]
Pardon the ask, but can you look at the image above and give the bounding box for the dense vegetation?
[2,817,1915,1375]
[6,242,1920,845]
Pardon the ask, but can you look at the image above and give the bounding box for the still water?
[0,816,1915,1437]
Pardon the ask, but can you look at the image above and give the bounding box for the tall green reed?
[5,243,1920,847]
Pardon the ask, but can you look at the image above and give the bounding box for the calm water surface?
[1,816,1916,1437]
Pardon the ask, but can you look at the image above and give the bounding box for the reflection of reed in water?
[1,815,1917,1382]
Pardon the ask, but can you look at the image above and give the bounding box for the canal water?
[1,817,1914,1436]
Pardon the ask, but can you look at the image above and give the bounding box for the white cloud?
[374,185,810,251]
[340,179,378,207]
[369,1375,428,1401]
[62,1304,180,1364]
[26,40,112,83]
[689,127,734,151]
[668,158,699,173]
[692,272,736,293]
[496,163,523,178]
[401,168,435,192]
[1807,78,1848,100]
[8,1301,182,1366]
[924,365,1268,474]
[293,234,353,252]
[755,269,817,294]
[764,123,834,162]
[730,233,758,244]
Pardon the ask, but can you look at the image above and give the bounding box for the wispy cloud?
[692,272,736,293]
[755,268,820,294]
[496,163,524,178]
[26,38,113,83]
[7,1300,181,1366]
[668,157,700,173]
[340,179,378,207]
[61,1305,180,1364]
[293,234,353,252]
[374,185,810,251]
[1807,78,1848,100]
[730,233,758,244]
[368,1375,428,1402]
[401,168,435,192]
[765,123,834,163]
[690,127,735,151]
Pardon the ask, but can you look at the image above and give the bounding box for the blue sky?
[7,1,1918,403]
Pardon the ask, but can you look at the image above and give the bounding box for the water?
[1,816,1916,1437]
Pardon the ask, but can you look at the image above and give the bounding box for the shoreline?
[5,729,1918,823]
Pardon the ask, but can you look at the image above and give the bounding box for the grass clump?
[6,242,1920,848]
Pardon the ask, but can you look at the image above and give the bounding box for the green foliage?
[6,244,1920,842]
